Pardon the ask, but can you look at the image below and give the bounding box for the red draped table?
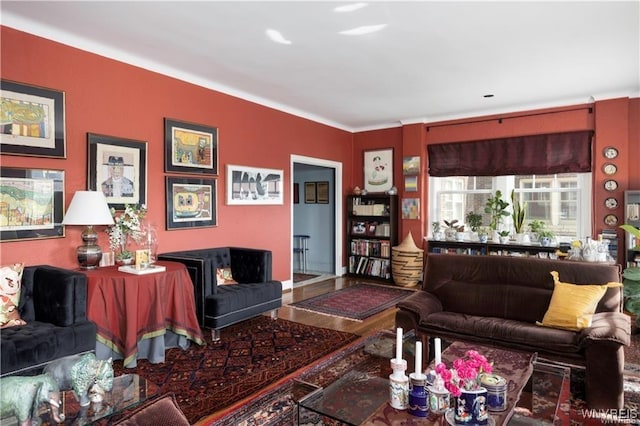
[83,261,205,368]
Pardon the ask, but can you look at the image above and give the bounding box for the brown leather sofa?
[396,254,630,409]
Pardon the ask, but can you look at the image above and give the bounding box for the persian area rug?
[289,283,414,321]
[104,316,358,425]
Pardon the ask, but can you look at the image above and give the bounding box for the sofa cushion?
[539,271,621,331]
[0,263,26,328]
[216,267,237,285]
[420,312,581,354]
[205,281,282,316]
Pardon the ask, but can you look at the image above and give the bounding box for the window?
[428,173,591,241]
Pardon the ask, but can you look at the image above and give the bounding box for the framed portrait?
[316,181,329,204]
[87,133,147,210]
[164,118,218,175]
[166,176,217,230]
[0,80,66,158]
[364,148,393,193]
[305,182,316,204]
[0,167,65,242]
[226,164,284,205]
[403,156,420,175]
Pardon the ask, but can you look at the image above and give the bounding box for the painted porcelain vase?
[454,387,489,425]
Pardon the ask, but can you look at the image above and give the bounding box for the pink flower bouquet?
[434,350,493,397]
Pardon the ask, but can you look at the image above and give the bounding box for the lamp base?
[77,225,102,270]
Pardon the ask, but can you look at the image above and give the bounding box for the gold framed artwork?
[304,182,316,203]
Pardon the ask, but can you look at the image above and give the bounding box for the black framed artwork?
[87,133,147,210]
[166,176,217,230]
[164,118,218,175]
[0,167,65,242]
[0,80,66,158]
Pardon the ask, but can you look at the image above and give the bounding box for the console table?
[83,261,205,368]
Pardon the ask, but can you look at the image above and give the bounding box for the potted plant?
[528,219,545,242]
[432,222,444,241]
[538,230,555,247]
[443,219,462,241]
[465,211,483,233]
[498,230,511,244]
[510,190,527,243]
[484,190,510,235]
[477,226,490,243]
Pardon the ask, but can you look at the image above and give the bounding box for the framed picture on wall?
[364,148,393,193]
[226,164,283,205]
[0,167,65,242]
[402,156,420,175]
[165,176,217,230]
[164,118,218,175]
[305,182,316,204]
[316,181,329,203]
[87,133,147,210]
[0,80,66,158]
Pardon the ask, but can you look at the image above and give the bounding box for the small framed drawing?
[402,156,420,175]
[305,182,316,204]
[364,148,393,193]
[316,181,329,204]
[164,118,218,175]
[88,133,147,210]
[226,164,284,205]
[166,176,217,230]
[0,80,66,158]
[0,167,65,242]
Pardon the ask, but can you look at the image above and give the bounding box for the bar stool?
[293,235,310,273]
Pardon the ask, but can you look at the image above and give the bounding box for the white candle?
[415,341,422,375]
[396,327,403,360]
[434,337,442,366]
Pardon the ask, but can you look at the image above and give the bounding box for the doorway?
[291,155,342,289]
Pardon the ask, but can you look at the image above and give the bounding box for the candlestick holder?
[389,358,409,410]
[408,372,429,417]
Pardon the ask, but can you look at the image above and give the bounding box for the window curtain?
[427,130,593,177]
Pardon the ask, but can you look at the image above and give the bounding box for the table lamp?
[62,191,114,269]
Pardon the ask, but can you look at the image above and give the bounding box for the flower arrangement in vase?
[106,204,147,263]
[435,350,493,425]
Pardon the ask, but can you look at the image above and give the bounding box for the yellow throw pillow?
[216,267,238,285]
[538,271,622,331]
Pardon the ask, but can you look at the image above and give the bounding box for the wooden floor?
[278,275,397,337]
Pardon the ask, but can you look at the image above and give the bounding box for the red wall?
[0,27,353,280]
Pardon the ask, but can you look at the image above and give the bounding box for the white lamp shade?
[62,191,115,225]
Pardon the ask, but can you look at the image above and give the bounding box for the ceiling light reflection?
[339,24,387,36]
[334,3,367,13]
[266,29,292,45]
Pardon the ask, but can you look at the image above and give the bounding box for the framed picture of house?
[0,80,66,158]
[0,167,65,242]
[164,118,218,175]
[87,133,147,210]
[364,148,393,193]
[165,176,217,230]
[226,164,283,205]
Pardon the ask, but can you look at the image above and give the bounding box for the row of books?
[348,255,391,279]
[350,239,391,258]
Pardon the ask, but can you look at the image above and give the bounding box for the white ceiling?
[2,1,639,132]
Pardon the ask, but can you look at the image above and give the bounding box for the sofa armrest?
[579,312,631,347]
[396,291,443,327]
[229,247,272,283]
[32,266,89,326]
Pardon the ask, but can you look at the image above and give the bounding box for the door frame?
[290,154,343,288]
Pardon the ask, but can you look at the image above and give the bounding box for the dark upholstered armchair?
[1,265,97,376]
[158,247,282,340]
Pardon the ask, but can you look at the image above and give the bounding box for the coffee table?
[11,374,160,426]
[298,332,570,425]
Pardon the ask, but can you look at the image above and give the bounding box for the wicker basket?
[391,232,424,287]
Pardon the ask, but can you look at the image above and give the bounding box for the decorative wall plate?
[602,163,617,175]
[603,147,619,159]
[605,197,618,209]
[604,214,618,226]
[604,179,618,191]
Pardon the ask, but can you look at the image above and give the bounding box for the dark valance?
[427,130,593,177]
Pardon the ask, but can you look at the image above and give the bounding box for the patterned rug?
[103,316,358,424]
[289,283,414,321]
